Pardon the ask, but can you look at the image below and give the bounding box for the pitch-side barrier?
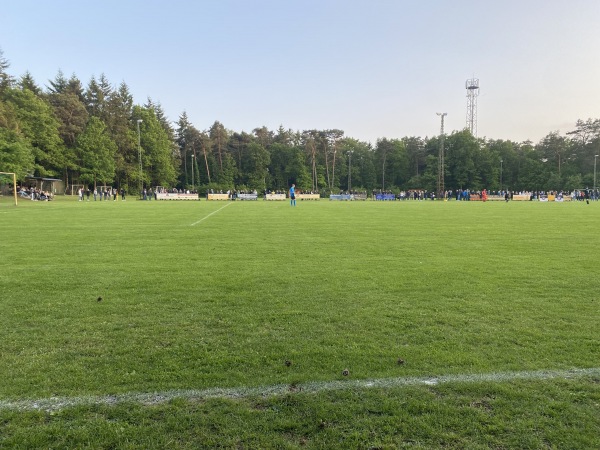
[156,193,199,200]
[207,193,230,200]
[330,193,368,201]
[237,193,258,200]
[297,194,320,200]
[265,193,286,201]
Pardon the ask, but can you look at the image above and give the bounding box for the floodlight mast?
[137,119,143,197]
[191,153,195,190]
[466,78,479,136]
[436,113,447,199]
[347,150,353,191]
[594,154,598,191]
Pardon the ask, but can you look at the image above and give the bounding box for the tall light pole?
[500,159,503,191]
[347,150,353,192]
[191,153,195,191]
[382,151,386,191]
[436,112,447,198]
[136,119,143,197]
[594,154,598,191]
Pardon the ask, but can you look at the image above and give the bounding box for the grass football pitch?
[0,196,599,448]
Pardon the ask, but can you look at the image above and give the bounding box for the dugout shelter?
[26,177,64,195]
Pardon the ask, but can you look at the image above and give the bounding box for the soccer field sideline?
[2,366,599,413]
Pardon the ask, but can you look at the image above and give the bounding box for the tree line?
[1,49,599,195]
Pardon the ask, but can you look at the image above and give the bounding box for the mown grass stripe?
[2,367,598,412]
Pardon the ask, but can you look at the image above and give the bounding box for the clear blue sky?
[2,0,599,144]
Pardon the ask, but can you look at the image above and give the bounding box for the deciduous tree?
[76,116,117,187]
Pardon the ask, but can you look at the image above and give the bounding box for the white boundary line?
[190,202,233,226]
[1,367,598,412]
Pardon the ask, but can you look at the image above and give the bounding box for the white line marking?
[190,202,233,226]
[1,367,598,412]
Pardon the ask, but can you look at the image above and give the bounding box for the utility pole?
[347,150,353,192]
[436,113,447,198]
[191,153,195,190]
[594,154,598,191]
[137,119,143,197]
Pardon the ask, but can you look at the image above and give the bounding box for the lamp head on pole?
[137,119,143,124]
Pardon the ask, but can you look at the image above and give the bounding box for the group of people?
[156,187,196,194]
[78,187,126,201]
[373,190,438,201]
[498,190,598,202]
[571,189,598,201]
[142,188,156,200]
[18,186,53,201]
[65,185,600,204]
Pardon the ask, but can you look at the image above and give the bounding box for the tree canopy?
[1,48,599,194]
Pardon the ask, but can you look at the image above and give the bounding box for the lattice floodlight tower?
[466,78,479,136]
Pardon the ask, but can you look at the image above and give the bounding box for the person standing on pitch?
[289,183,296,206]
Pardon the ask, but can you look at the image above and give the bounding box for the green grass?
[1,196,599,448]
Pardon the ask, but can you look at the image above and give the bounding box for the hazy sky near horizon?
[2,0,599,144]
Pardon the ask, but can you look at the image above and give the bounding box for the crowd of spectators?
[373,190,439,200]
[570,189,598,201]
[78,187,125,201]
[368,188,600,201]
[11,184,599,203]
[18,186,53,201]
[156,187,197,194]
[230,189,258,200]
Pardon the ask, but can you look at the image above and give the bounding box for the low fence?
[156,193,199,200]
[207,193,230,200]
[329,193,368,200]
[237,193,258,200]
[297,194,320,200]
[329,194,353,201]
[158,191,579,203]
[375,193,396,201]
[265,193,286,201]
